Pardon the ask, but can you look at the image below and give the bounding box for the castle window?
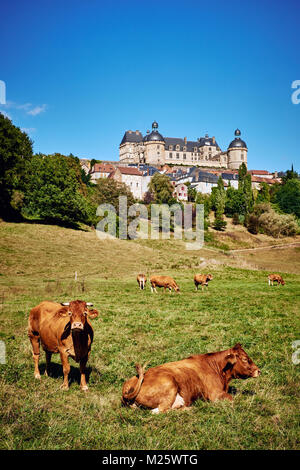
[157,145,160,149]
[176,153,179,159]
[183,154,186,159]
[183,146,186,151]
[169,145,173,150]
[194,147,197,152]
[176,145,180,151]
[169,152,173,158]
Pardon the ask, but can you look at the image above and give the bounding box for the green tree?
[0,113,33,219]
[275,179,300,218]
[195,192,211,230]
[213,176,227,231]
[186,182,197,202]
[282,165,299,184]
[23,153,93,226]
[256,182,270,204]
[148,173,176,204]
[91,177,135,213]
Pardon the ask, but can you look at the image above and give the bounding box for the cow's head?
[59,300,99,331]
[206,274,213,281]
[174,284,180,293]
[280,279,285,285]
[225,343,260,379]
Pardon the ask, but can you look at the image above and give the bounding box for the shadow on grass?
[228,385,256,396]
[39,362,100,386]
[1,211,92,232]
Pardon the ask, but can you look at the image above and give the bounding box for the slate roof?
[120,131,220,150]
[120,131,143,145]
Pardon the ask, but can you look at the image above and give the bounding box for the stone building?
[119,121,247,170]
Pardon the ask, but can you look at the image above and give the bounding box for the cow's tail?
[122,362,148,405]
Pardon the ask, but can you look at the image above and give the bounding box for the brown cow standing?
[122,343,260,413]
[137,274,147,290]
[194,273,213,291]
[28,300,99,390]
[150,275,180,294]
[268,274,285,286]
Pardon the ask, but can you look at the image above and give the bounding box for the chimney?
[274,171,278,178]
[128,130,132,134]
[212,136,216,144]
[184,136,187,145]
[136,130,139,135]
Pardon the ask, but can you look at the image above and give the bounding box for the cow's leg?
[59,351,70,390]
[45,351,52,376]
[79,356,89,391]
[28,332,41,379]
[209,390,233,402]
[152,388,178,414]
[163,286,166,294]
[149,378,178,414]
[150,284,154,293]
[215,391,233,402]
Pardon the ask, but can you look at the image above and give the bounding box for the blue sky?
[1,0,299,172]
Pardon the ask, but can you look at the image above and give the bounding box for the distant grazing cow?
[268,274,285,286]
[137,274,147,290]
[122,343,260,413]
[194,273,213,291]
[150,275,180,294]
[28,300,99,390]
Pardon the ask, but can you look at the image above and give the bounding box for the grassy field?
[0,221,299,450]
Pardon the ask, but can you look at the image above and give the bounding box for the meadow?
[0,221,299,450]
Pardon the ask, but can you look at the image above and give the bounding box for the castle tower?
[143,121,166,165]
[227,129,248,170]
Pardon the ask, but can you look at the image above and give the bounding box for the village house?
[108,166,145,200]
[171,182,188,201]
[90,163,116,183]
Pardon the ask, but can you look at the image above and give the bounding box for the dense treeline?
[0,113,299,237]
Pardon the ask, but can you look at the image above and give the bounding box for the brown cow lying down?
[194,273,213,291]
[122,343,260,413]
[28,300,99,390]
[268,274,285,286]
[137,273,147,290]
[150,275,180,294]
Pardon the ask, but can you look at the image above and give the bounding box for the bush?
[213,215,227,231]
[247,214,259,234]
[258,210,298,237]
[248,203,298,237]
[232,213,240,225]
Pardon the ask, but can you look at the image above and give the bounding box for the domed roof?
[144,121,165,142]
[228,129,247,149]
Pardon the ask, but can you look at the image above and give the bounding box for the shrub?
[258,210,298,237]
[247,214,259,234]
[249,203,298,237]
[232,213,240,225]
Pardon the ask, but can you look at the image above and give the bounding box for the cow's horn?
[61,302,70,306]
[86,302,93,306]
